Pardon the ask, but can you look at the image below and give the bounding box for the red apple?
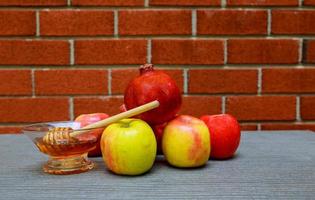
[200,114,241,159]
[75,113,109,157]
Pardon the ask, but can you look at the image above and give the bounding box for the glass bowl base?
[43,153,94,175]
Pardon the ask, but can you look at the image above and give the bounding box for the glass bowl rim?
[22,120,103,132]
[22,121,101,144]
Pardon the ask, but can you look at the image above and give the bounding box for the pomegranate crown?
[140,63,154,75]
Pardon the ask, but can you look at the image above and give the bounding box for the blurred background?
[0,0,314,133]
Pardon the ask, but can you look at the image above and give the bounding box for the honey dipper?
[43,100,160,145]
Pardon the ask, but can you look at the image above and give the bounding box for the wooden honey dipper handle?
[69,100,160,137]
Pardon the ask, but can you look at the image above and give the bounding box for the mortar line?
[221,0,226,8]
[257,68,262,96]
[69,97,74,120]
[257,124,261,131]
[192,9,197,36]
[67,0,71,6]
[296,96,301,122]
[108,69,112,95]
[36,11,40,36]
[183,69,188,94]
[1,35,314,40]
[267,9,271,35]
[114,10,119,37]
[299,0,303,6]
[2,120,315,127]
[2,64,315,70]
[144,0,149,7]
[1,94,315,99]
[0,95,125,99]
[69,40,74,65]
[1,6,315,10]
[221,96,226,114]
[147,39,152,63]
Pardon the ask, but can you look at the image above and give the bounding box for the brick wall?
[0,0,315,133]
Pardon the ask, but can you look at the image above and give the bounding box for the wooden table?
[1,131,315,199]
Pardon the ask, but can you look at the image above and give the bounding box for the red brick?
[272,10,315,35]
[179,96,221,117]
[197,10,267,35]
[119,10,191,36]
[152,40,224,65]
[189,69,257,94]
[0,70,32,95]
[227,0,298,6]
[74,96,123,117]
[150,0,221,6]
[35,70,108,95]
[72,0,143,6]
[0,0,66,6]
[0,98,69,123]
[226,96,296,121]
[262,68,315,94]
[40,10,113,36]
[240,124,257,131]
[301,96,315,120]
[0,11,35,36]
[228,39,299,64]
[0,40,69,65]
[75,40,146,65]
[111,69,138,94]
[304,40,315,64]
[304,0,315,5]
[0,126,22,134]
[111,68,183,94]
[262,123,315,132]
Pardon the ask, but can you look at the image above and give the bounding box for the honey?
[34,137,97,175]
[35,137,96,157]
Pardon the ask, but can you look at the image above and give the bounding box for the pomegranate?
[124,64,182,125]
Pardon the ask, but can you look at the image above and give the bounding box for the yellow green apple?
[101,118,157,175]
[162,115,210,168]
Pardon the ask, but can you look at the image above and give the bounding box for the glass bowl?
[22,121,102,175]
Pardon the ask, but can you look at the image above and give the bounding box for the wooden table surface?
[0,131,315,200]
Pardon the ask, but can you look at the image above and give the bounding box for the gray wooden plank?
[0,131,315,200]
